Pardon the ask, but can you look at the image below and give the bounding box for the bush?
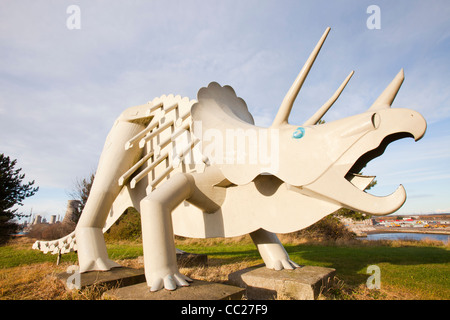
[26,207,142,242]
[26,221,76,240]
[104,207,141,242]
[289,215,356,242]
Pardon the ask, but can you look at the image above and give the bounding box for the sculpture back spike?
[271,27,331,127]
[303,70,354,126]
[369,68,404,111]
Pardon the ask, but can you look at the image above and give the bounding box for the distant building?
[62,200,81,224]
[33,215,42,225]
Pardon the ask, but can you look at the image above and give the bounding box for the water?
[359,232,449,244]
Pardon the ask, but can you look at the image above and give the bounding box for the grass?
[174,236,450,300]
[283,242,449,299]
[0,236,448,300]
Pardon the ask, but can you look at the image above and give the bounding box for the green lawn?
[1,238,448,299]
[284,244,449,299]
[174,240,450,299]
[0,244,78,268]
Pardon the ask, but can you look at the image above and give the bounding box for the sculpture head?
[191,27,426,217]
[268,28,426,216]
[276,79,427,215]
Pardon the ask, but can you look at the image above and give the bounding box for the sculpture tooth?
[345,172,376,191]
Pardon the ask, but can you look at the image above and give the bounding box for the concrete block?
[56,252,206,292]
[228,265,335,300]
[103,280,245,300]
[56,267,146,290]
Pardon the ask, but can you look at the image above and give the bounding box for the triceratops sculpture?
[33,28,426,291]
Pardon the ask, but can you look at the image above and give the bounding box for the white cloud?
[1,0,449,217]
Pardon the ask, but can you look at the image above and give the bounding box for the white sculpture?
[33,28,426,291]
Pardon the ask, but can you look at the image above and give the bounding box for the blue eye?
[293,127,305,139]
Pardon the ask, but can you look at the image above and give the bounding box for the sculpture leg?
[140,173,195,291]
[250,228,300,270]
[76,118,145,272]
[140,167,228,291]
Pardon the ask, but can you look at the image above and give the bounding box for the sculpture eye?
[292,127,305,139]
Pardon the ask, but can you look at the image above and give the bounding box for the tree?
[68,172,95,222]
[0,153,39,243]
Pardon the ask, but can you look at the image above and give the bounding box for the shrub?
[26,221,76,240]
[104,207,141,242]
[289,215,356,242]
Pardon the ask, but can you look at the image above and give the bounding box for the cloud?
[435,208,450,214]
[1,0,449,217]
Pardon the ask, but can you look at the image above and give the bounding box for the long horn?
[369,69,404,111]
[303,70,354,126]
[271,27,331,127]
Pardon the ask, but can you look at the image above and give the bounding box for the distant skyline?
[1,1,449,221]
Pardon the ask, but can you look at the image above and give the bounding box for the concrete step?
[103,280,246,300]
[228,264,336,300]
[57,252,207,291]
[56,266,146,290]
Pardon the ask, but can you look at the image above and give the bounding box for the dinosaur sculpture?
[33,28,427,291]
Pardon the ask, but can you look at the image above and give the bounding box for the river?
[358,232,449,244]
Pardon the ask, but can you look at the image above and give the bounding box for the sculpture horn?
[271,27,331,127]
[303,70,354,126]
[369,69,404,111]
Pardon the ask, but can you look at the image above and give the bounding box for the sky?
[1,0,449,222]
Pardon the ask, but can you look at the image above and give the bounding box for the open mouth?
[345,132,415,191]
[303,112,426,217]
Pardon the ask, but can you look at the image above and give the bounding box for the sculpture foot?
[267,258,300,271]
[75,227,121,273]
[149,271,193,292]
[250,229,300,271]
[79,257,122,273]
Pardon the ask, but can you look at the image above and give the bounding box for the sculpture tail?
[32,231,77,255]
